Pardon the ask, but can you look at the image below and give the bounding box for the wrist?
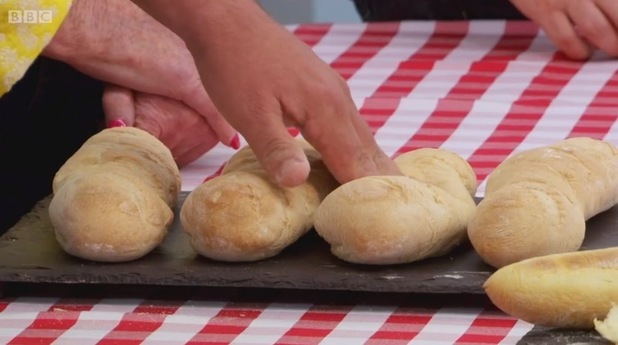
[173,1,265,36]
[42,0,98,62]
[132,0,275,53]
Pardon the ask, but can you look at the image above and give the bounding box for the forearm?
[43,0,183,65]
[136,0,400,185]
[42,0,102,61]
[129,0,280,55]
[40,0,196,97]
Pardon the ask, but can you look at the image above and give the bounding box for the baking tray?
[0,192,616,294]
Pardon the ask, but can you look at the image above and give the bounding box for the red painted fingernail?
[107,119,126,128]
[288,128,300,137]
[230,134,241,150]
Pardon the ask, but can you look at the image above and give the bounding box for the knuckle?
[552,30,576,48]
[310,82,340,104]
[260,138,295,167]
[310,75,350,105]
[550,33,590,59]
[177,76,206,103]
[578,19,607,39]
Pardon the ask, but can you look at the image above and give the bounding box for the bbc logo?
[8,10,53,24]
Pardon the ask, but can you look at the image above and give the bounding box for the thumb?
[102,84,135,127]
[243,123,310,188]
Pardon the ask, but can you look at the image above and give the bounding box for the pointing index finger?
[301,102,401,184]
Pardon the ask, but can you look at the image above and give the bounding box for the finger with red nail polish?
[230,134,241,150]
[103,84,135,127]
[107,119,127,128]
[287,128,300,137]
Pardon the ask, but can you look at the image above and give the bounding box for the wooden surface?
[0,192,616,294]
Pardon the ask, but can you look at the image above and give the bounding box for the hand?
[510,0,618,59]
[132,0,402,187]
[103,85,224,167]
[43,0,236,147]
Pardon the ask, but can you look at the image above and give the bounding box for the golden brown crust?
[484,247,618,329]
[49,127,180,262]
[595,304,618,344]
[53,127,181,207]
[469,138,618,268]
[314,148,477,265]
[394,148,478,198]
[468,184,585,268]
[180,139,338,262]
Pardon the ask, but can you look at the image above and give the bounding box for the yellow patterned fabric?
[0,0,73,96]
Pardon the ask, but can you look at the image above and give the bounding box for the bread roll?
[484,247,618,329]
[595,304,618,344]
[179,140,338,262]
[49,127,181,262]
[468,137,618,268]
[313,148,477,265]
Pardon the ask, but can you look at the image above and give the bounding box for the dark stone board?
[518,326,614,345]
[0,193,616,295]
[0,193,617,344]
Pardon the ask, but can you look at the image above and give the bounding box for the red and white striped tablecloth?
[2,20,617,345]
[181,20,618,195]
[0,297,533,345]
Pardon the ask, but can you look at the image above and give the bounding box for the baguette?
[179,139,338,262]
[468,137,618,268]
[595,304,618,344]
[49,127,181,262]
[313,148,477,265]
[483,247,618,329]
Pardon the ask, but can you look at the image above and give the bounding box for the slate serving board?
[0,192,617,294]
[518,326,614,345]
